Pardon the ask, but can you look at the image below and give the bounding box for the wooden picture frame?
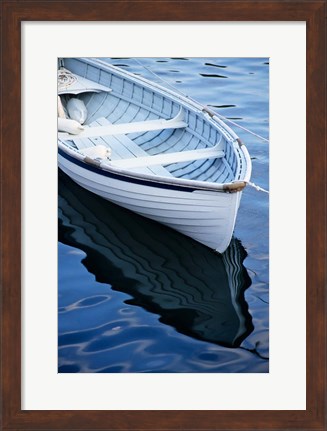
[1,1,326,430]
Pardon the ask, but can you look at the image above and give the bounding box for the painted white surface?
[58,153,238,252]
[59,109,187,139]
[108,145,224,168]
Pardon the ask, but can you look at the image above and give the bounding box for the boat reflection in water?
[59,171,253,348]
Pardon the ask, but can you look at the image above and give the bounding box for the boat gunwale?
[58,141,248,193]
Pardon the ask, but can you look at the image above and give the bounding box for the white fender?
[82,145,111,160]
[67,98,88,124]
[58,117,84,135]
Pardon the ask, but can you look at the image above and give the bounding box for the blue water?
[58,58,269,373]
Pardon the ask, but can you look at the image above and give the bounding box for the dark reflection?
[58,171,253,348]
[204,62,227,68]
[208,104,236,109]
[170,57,189,61]
[199,73,227,79]
[58,364,80,373]
[112,64,130,68]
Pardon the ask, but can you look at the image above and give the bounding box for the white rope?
[247,181,269,194]
[58,68,76,90]
[213,113,269,143]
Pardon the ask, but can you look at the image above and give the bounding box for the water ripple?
[199,73,228,79]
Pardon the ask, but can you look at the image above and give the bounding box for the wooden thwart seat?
[58,108,187,141]
[109,145,225,170]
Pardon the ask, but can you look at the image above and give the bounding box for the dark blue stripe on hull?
[58,148,197,192]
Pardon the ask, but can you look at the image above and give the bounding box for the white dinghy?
[58,58,252,253]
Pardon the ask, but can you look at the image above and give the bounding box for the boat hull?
[59,151,241,253]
